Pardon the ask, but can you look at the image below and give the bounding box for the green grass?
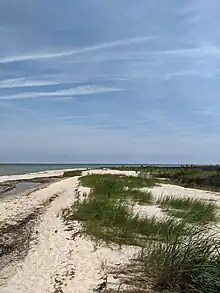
[151,167,220,191]
[80,174,158,191]
[80,174,155,204]
[129,190,153,205]
[157,196,218,224]
[63,170,82,177]
[63,195,187,246]
[138,227,220,293]
[61,172,220,292]
[114,189,153,205]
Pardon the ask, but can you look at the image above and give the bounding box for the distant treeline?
[110,165,220,190]
[111,165,220,172]
[152,168,220,191]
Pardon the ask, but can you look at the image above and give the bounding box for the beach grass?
[80,174,158,191]
[63,170,82,177]
[61,171,220,293]
[80,174,155,204]
[157,196,218,224]
[105,227,220,293]
[120,189,153,205]
[137,227,220,293]
[63,195,187,246]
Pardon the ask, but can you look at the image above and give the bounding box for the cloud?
[1,0,220,163]
[0,36,155,64]
[57,113,111,120]
[0,85,122,100]
[0,77,71,89]
[164,70,214,80]
[134,45,220,58]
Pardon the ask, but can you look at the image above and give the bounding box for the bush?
[153,167,220,190]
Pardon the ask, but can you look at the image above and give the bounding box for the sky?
[0,0,220,164]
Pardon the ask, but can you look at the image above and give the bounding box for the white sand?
[148,183,220,205]
[82,168,138,177]
[1,169,220,293]
[133,203,165,219]
[0,171,139,293]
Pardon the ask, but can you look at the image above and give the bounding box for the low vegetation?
[112,165,220,191]
[81,174,158,190]
[136,227,220,293]
[63,170,82,177]
[62,172,220,292]
[151,167,220,191]
[157,196,218,224]
[63,195,187,246]
[80,174,156,205]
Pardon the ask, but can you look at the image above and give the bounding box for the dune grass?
[80,174,155,204]
[106,227,220,293]
[115,189,153,205]
[137,227,220,293]
[63,195,187,246]
[63,170,82,177]
[63,172,220,292]
[157,195,218,224]
[80,174,158,190]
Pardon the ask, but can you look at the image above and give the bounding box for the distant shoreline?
[1,163,218,177]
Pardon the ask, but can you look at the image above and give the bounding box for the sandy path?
[1,174,138,293]
[0,177,78,291]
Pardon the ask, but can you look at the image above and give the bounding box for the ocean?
[0,164,182,176]
[0,164,112,176]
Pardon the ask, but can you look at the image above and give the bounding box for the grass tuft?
[63,170,82,177]
[157,195,218,224]
[80,174,158,191]
[138,227,220,293]
[63,195,187,246]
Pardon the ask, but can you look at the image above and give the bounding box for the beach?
[1,168,220,293]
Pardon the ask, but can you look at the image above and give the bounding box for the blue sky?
[0,0,220,163]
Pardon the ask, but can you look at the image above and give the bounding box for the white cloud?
[0,77,71,88]
[0,36,155,64]
[57,113,111,120]
[134,45,220,58]
[0,85,122,100]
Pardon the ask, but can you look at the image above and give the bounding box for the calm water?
[0,164,181,176]
[1,182,40,198]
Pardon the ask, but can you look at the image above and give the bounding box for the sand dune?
[1,169,220,292]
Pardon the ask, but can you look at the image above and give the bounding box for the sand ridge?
[1,169,220,292]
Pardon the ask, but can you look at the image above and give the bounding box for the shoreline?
[1,169,220,292]
[0,175,65,200]
[0,168,87,183]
